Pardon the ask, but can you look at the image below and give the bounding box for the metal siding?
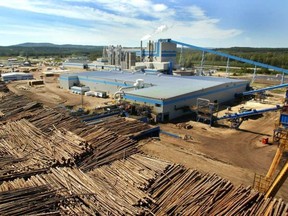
[59,71,249,120]
[280,114,288,126]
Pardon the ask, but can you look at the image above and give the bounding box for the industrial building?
[135,39,177,73]
[1,72,33,82]
[59,71,249,121]
[104,45,136,70]
[62,39,176,73]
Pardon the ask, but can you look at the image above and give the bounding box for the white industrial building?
[59,71,249,121]
[1,73,33,82]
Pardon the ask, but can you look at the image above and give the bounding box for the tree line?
[0,44,103,61]
[1,44,288,72]
[178,47,288,71]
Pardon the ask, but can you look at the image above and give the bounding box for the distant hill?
[0,43,104,59]
[14,42,102,49]
[15,42,57,47]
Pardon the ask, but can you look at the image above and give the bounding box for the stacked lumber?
[0,185,61,215]
[147,164,288,215]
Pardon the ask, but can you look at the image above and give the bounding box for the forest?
[0,43,288,74]
[179,47,288,74]
[0,43,103,61]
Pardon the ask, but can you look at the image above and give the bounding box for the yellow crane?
[253,102,288,198]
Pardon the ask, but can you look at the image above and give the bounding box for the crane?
[253,90,288,198]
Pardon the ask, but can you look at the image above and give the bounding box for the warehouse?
[1,72,33,82]
[59,71,249,121]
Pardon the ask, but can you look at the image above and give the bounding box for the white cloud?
[153,4,167,12]
[189,5,207,20]
[0,0,243,46]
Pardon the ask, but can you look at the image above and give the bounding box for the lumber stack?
[147,164,288,215]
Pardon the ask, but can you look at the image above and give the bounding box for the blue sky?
[0,0,287,47]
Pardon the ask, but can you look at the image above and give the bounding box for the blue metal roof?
[64,70,248,100]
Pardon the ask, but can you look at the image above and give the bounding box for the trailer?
[95,90,108,98]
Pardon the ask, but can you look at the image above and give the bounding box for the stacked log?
[0,92,287,215]
[0,154,287,215]
[0,81,9,93]
[92,116,152,137]
[0,185,61,215]
[0,94,42,121]
[0,154,170,215]
[0,119,88,182]
[78,131,139,171]
[147,164,288,215]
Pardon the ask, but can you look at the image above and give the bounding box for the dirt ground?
[7,77,114,110]
[141,109,287,201]
[6,70,288,201]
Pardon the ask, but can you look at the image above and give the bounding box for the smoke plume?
[141,24,169,41]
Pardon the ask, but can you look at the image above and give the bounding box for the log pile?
[28,108,85,133]
[0,119,88,182]
[0,185,61,215]
[0,94,147,171]
[77,129,139,171]
[92,116,152,137]
[0,154,287,215]
[0,94,42,121]
[0,81,9,93]
[0,154,170,215]
[147,164,288,215]
[0,92,287,215]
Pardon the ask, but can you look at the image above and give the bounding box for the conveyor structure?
[160,39,288,102]
[160,39,288,74]
[240,83,288,96]
[217,105,282,129]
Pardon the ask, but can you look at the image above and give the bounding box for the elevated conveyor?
[160,39,288,74]
[217,105,282,128]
